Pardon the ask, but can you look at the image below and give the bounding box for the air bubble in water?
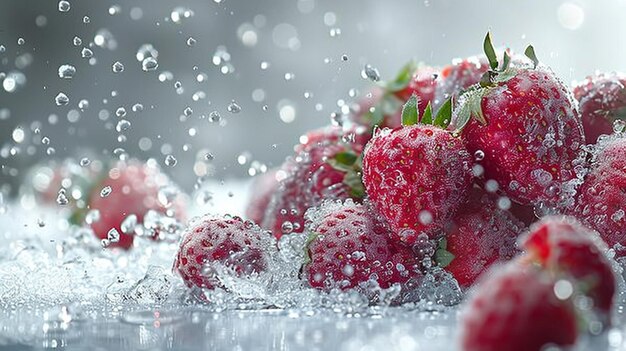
[58,64,76,79]
[613,120,626,134]
[183,107,193,116]
[170,7,194,24]
[136,44,158,61]
[474,150,485,161]
[56,189,69,205]
[85,209,100,224]
[17,38,25,46]
[186,37,196,47]
[281,221,294,234]
[341,54,348,61]
[205,152,215,161]
[112,61,125,73]
[79,157,90,166]
[108,5,121,15]
[55,92,70,106]
[141,57,158,72]
[107,228,120,243]
[164,155,177,167]
[116,119,131,132]
[81,48,93,58]
[208,111,221,123]
[227,100,241,113]
[120,214,137,234]
[12,127,24,143]
[73,36,82,46]
[100,186,112,198]
[58,0,71,12]
[83,16,90,24]
[362,64,380,82]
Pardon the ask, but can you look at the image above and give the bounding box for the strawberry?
[570,134,626,258]
[302,199,422,298]
[245,169,279,224]
[436,55,490,106]
[520,216,616,323]
[173,215,275,290]
[362,96,473,245]
[87,159,186,249]
[262,127,367,239]
[439,187,524,289]
[573,71,626,144]
[452,33,585,210]
[460,262,578,351]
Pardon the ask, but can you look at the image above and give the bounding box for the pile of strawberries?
[169,32,626,350]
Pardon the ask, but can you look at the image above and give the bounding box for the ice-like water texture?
[0,180,625,351]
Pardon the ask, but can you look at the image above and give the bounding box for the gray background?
[1,0,625,193]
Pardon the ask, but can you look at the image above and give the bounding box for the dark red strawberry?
[173,215,275,289]
[521,216,616,323]
[452,33,585,210]
[570,134,626,258]
[573,71,626,144]
[245,169,279,224]
[303,199,422,297]
[263,126,367,239]
[440,188,524,289]
[362,97,473,245]
[460,262,578,351]
[88,159,186,249]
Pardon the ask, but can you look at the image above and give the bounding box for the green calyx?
[303,231,320,266]
[453,31,541,133]
[434,238,455,268]
[327,150,365,199]
[401,93,453,129]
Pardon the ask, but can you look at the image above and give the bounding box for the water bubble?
[186,37,196,47]
[83,16,90,23]
[170,7,194,24]
[485,179,499,193]
[132,103,144,112]
[474,150,485,161]
[42,136,50,145]
[58,64,76,79]
[418,210,433,225]
[55,92,70,106]
[94,29,116,50]
[362,64,380,82]
[183,107,193,116]
[136,44,158,61]
[17,38,25,46]
[12,127,24,143]
[204,152,215,161]
[341,54,348,61]
[101,239,110,248]
[56,189,69,206]
[120,214,137,234]
[116,119,131,132]
[281,221,294,234]
[100,186,112,198]
[0,45,5,53]
[46,147,56,155]
[81,48,93,58]
[164,155,177,167]
[227,100,241,113]
[260,61,270,70]
[107,228,120,243]
[157,186,178,208]
[613,120,626,134]
[72,36,82,46]
[108,5,121,15]
[112,61,125,73]
[208,111,221,123]
[58,0,71,12]
[79,157,90,166]
[141,57,158,71]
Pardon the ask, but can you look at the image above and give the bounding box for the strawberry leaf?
[334,151,358,166]
[433,97,453,128]
[524,45,539,69]
[435,247,455,268]
[501,50,511,72]
[401,94,419,126]
[421,101,433,125]
[303,232,320,266]
[343,171,365,199]
[385,60,418,92]
[483,32,498,71]
[454,88,486,132]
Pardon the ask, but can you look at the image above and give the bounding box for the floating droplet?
[55,92,70,106]
[112,61,125,73]
[107,228,120,243]
[164,155,177,167]
[73,36,82,46]
[120,214,137,234]
[85,209,100,224]
[613,120,626,134]
[474,150,485,161]
[79,157,90,166]
[100,186,112,198]
[132,103,144,112]
[208,111,221,123]
[183,107,193,116]
[81,48,93,58]
[115,107,127,118]
[12,127,24,143]
[227,100,241,113]
[116,119,131,132]
[58,64,76,79]
[56,189,69,205]
[186,37,196,47]
[141,57,158,71]
[58,0,71,13]
[362,64,380,82]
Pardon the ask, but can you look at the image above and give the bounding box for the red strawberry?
[302,199,422,297]
[437,55,490,106]
[245,169,279,224]
[521,216,616,323]
[570,134,626,258]
[573,71,626,144]
[262,127,367,239]
[452,33,585,210]
[441,188,524,288]
[173,215,275,290]
[460,263,578,351]
[362,101,473,245]
[88,159,186,249]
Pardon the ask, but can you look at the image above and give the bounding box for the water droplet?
[157,186,178,208]
[112,61,124,73]
[120,214,137,234]
[73,36,82,46]
[55,92,70,106]
[281,221,294,234]
[12,127,24,143]
[81,48,93,58]
[116,119,131,132]
[183,107,193,116]
[132,103,144,112]
[17,38,25,46]
[46,147,56,155]
[58,0,71,12]
[115,107,127,118]
[42,136,50,145]
[100,186,112,198]
[85,209,100,224]
[58,64,76,79]
[164,155,177,167]
[260,61,270,70]
[107,228,120,243]
[170,7,194,24]
[141,57,158,71]
[227,100,241,113]
[37,218,46,227]
[0,45,5,53]
[108,5,121,15]
[613,120,626,134]
[474,150,485,161]
[79,157,90,166]
[341,54,348,61]
[208,111,221,123]
[186,37,196,47]
[101,239,110,248]
[56,189,69,206]
[362,64,380,82]
[83,16,90,24]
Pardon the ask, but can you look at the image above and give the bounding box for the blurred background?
[1,0,625,194]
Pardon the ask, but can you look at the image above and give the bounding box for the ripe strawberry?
[262,127,367,239]
[88,159,186,249]
[570,134,626,258]
[302,199,422,297]
[173,215,275,290]
[521,216,616,323]
[436,55,490,106]
[573,71,626,143]
[460,263,578,351]
[440,188,524,288]
[245,169,279,224]
[452,33,585,210]
[362,97,473,245]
